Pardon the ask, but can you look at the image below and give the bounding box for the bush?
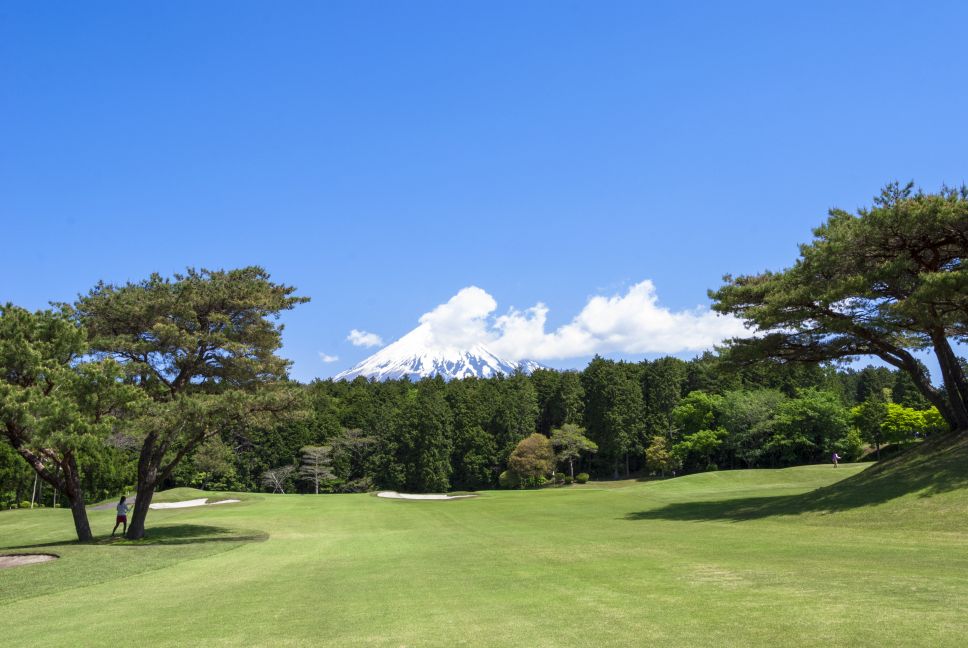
[517,475,548,489]
[498,470,520,489]
[575,473,589,484]
[19,501,32,509]
[508,434,555,482]
[553,472,565,484]
[336,476,375,494]
[705,463,718,472]
[833,428,865,461]
[563,475,573,485]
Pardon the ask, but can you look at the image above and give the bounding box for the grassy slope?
[1,437,966,648]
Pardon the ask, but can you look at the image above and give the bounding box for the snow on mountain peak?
[333,326,545,382]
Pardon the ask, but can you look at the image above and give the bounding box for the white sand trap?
[377,491,477,500]
[150,498,241,509]
[0,554,58,569]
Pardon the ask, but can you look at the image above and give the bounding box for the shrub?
[498,470,520,489]
[833,428,865,461]
[645,435,680,476]
[516,474,548,489]
[553,472,565,485]
[508,434,555,482]
[563,475,573,485]
[575,473,589,484]
[19,501,32,509]
[336,476,375,493]
[705,463,718,472]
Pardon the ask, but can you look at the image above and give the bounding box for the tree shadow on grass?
[112,524,269,546]
[625,433,968,523]
[3,524,268,550]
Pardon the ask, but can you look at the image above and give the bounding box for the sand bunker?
[150,498,241,509]
[377,491,477,500]
[0,553,58,569]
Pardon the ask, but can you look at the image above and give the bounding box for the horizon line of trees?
[7,354,937,504]
[2,182,965,543]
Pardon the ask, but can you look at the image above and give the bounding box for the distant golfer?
[831,452,841,468]
[112,496,130,536]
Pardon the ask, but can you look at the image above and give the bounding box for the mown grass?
[1,436,966,647]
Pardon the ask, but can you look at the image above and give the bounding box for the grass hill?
[1,438,965,647]
[630,433,968,532]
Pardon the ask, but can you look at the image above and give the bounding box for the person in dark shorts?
[112,496,130,536]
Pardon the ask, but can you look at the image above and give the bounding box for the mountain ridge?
[334,327,545,381]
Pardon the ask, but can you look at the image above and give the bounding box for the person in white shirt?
[112,496,130,536]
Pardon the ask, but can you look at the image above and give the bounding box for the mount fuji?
[333,327,545,382]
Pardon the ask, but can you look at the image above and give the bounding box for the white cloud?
[488,280,747,360]
[394,281,747,361]
[416,286,496,349]
[318,353,340,363]
[347,329,384,348]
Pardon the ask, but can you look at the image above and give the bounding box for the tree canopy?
[0,305,141,540]
[74,266,308,538]
[550,423,597,478]
[508,433,555,485]
[712,183,968,432]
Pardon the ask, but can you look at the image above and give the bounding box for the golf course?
[2,436,965,648]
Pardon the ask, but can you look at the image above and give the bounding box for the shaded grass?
[0,507,266,605]
[626,433,968,532]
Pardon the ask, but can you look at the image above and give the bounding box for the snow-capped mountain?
[334,326,545,382]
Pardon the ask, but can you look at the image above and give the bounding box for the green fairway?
[2,442,966,647]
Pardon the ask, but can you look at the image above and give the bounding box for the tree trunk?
[929,330,968,431]
[851,326,959,430]
[569,459,574,479]
[126,480,156,540]
[5,434,92,542]
[874,345,959,431]
[67,496,93,542]
[127,438,160,540]
[61,460,94,542]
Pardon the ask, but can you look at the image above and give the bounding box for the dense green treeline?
[1,351,945,505]
[3,184,964,516]
[283,358,939,492]
[9,354,942,504]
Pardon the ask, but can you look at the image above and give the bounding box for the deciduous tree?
[298,445,334,494]
[507,433,554,486]
[644,435,679,476]
[550,423,597,478]
[263,464,295,493]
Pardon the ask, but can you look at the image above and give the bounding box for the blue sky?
[2,1,967,382]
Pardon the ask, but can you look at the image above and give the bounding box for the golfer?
[112,496,130,536]
[831,452,841,468]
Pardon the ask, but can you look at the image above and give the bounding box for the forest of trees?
[1,183,964,541]
[0,353,944,506]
